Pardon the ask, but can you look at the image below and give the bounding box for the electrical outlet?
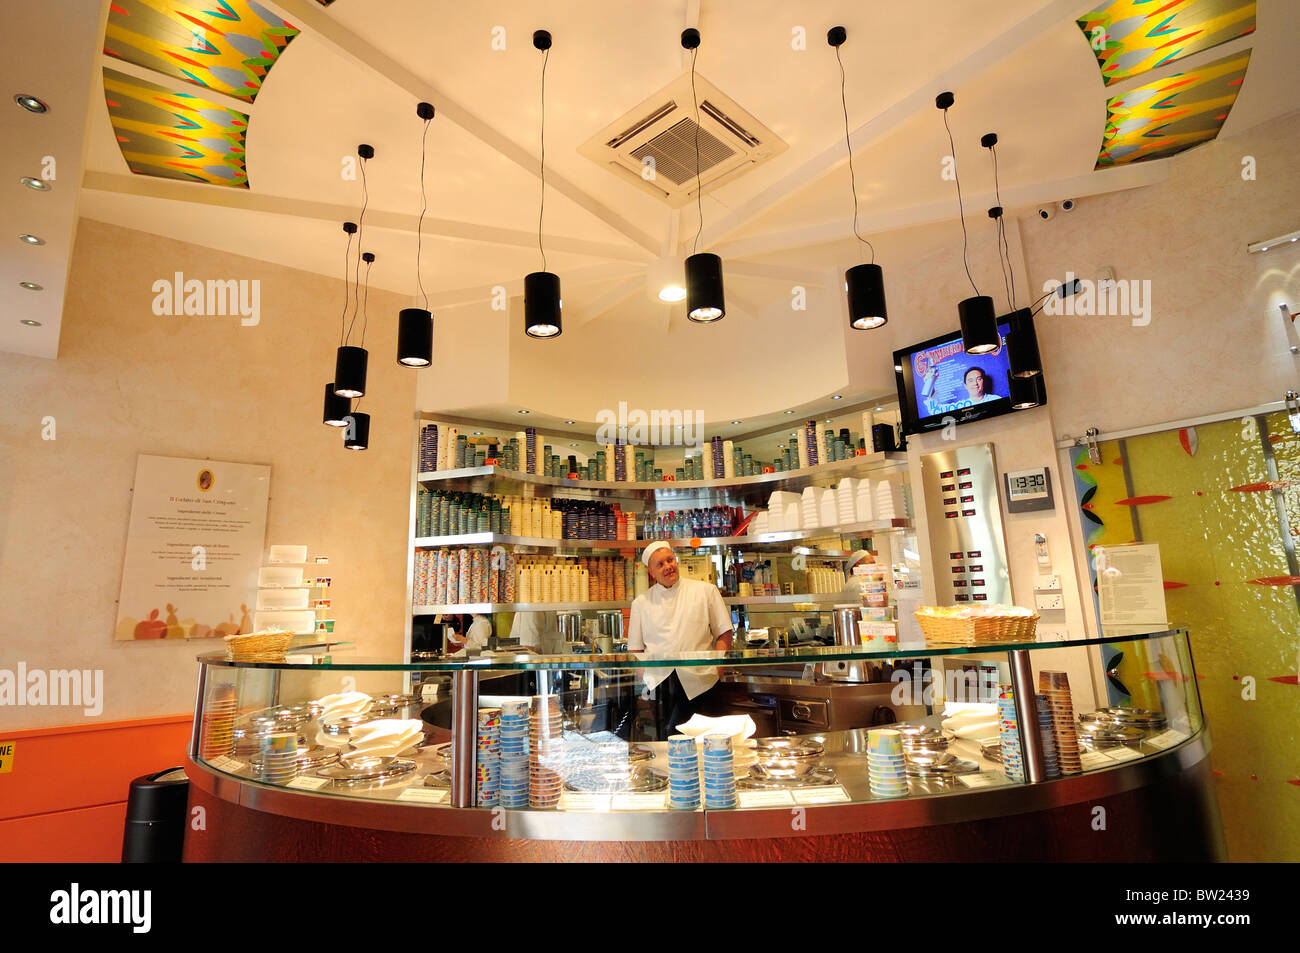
[1034,592,1064,611]
[1035,573,1062,591]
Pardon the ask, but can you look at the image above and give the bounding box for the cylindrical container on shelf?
[470,548,487,603]
[458,551,471,604]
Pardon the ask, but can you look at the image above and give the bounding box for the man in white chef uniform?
[628,541,734,739]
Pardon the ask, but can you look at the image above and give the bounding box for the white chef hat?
[641,541,673,567]
[846,549,872,572]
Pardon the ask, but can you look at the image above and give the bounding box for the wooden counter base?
[183,749,1224,862]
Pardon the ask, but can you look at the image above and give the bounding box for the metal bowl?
[904,745,953,766]
[564,764,668,794]
[753,737,825,758]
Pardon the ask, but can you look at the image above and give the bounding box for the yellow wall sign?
[0,741,14,773]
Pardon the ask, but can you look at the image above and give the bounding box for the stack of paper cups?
[867,728,908,798]
[998,685,1025,782]
[667,735,701,810]
[258,732,298,784]
[200,683,237,760]
[723,440,736,479]
[701,735,737,809]
[498,700,530,807]
[476,708,501,807]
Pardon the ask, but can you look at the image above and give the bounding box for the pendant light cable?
[991,143,1017,310]
[338,227,354,347]
[835,44,874,264]
[691,46,703,257]
[417,114,432,311]
[538,46,549,272]
[360,254,373,346]
[345,154,370,344]
[942,106,979,297]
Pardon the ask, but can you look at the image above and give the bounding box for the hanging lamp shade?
[344,411,371,450]
[959,295,999,354]
[323,383,350,427]
[334,345,368,398]
[397,307,433,366]
[846,263,887,329]
[524,271,562,338]
[1005,307,1041,378]
[1008,370,1042,409]
[685,252,725,323]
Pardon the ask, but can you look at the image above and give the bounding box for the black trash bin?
[122,767,189,863]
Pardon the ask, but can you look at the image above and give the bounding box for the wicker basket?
[224,630,295,662]
[914,610,1039,646]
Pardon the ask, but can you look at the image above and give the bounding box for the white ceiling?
[5,0,1297,388]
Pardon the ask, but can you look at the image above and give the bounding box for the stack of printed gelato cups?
[701,735,737,809]
[529,695,564,808]
[998,685,1025,782]
[867,728,908,798]
[1038,671,1082,774]
[667,735,701,810]
[200,683,236,760]
[476,707,500,807]
[1036,695,1061,779]
[258,732,298,784]
[499,700,530,808]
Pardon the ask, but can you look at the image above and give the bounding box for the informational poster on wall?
[115,454,270,640]
[1094,542,1168,634]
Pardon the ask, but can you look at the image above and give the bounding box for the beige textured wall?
[0,219,415,730]
[1025,108,1300,438]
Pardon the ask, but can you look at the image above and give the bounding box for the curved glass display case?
[190,628,1205,827]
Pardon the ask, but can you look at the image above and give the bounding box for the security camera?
[1060,199,1077,212]
[1037,206,1055,221]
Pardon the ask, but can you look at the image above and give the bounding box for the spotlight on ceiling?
[18,234,44,245]
[20,177,49,191]
[14,94,48,114]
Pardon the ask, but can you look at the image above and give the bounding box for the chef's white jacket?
[628,577,732,699]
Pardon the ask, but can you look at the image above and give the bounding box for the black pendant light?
[1006,307,1041,378]
[830,27,887,330]
[525,30,562,338]
[682,27,726,323]
[399,102,436,366]
[1008,370,1043,409]
[335,145,373,396]
[936,93,997,355]
[344,411,371,450]
[323,383,350,427]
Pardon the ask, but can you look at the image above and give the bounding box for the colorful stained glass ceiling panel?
[103,68,249,187]
[1077,0,1256,87]
[1096,49,1250,169]
[104,0,299,103]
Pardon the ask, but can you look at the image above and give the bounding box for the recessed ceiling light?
[19,281,42,290]
[874,406,884,411]
[658,284,687,302]
[784,410,795,415]
[18,234,45,245]
[565,420,575,425]
[14,94,48,114]
[19,177,49,191]
[731,420,741,425]
[568,442,578,447]
[831,394,843,400]
[473,431,483,435]
[20,319,42,326]
[517,409,530,414]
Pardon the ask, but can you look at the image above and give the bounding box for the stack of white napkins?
[318,691,372,725]
[344,719,424,761]
[855,480,874,522]
[674,713,757,745]
[801,487,821,528]
[874,479,905,520]
[941,703,999,741]
[750,510,770,535]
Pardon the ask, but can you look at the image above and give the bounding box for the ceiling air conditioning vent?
[580,72,787,208]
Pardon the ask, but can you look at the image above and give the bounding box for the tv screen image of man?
[919,356,1002,417]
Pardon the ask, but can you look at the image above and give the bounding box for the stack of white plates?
[874,480,903,520]
[835,479,858,523]
[855,481,874,522]
[818,488,838,526]
[800,487,821,528]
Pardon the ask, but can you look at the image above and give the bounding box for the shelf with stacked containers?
[183,627,1223,861]
[408,416,918,645]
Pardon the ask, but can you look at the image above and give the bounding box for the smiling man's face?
[648,548,680,587]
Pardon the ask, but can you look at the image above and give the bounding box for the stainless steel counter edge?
[184,730,1211,843]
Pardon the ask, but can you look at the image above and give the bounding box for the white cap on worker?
[641,541,673,567]
[846,549,872,572]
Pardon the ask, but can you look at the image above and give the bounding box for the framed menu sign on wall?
[114,454,271,640]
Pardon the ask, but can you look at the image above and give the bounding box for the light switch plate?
[1035,573,1062,591]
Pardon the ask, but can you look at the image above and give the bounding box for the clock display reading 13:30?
[1003,467,1054,512]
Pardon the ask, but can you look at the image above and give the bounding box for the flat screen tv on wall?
[893,315,1045,436]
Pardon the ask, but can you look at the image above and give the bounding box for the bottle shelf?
[416,452,908,506]
[411,518,912,553]
[413,600,632,615]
